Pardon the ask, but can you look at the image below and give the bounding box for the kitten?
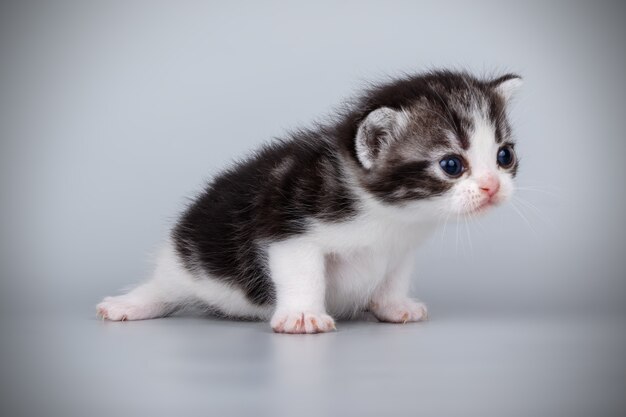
[97,70,522,334]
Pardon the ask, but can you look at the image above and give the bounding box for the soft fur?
[97,70,521,333]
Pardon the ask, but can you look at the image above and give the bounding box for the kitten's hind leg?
[96,242,192,321]
[97,281,176,321]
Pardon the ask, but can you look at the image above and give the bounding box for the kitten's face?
[418,112,518,217]
[437,120,517,214]
[354,73,521,219]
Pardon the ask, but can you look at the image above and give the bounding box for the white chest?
[306,216,436,317]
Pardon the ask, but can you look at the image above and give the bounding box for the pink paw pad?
[271,311,336,334]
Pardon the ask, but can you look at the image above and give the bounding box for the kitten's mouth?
[470,198,496,215]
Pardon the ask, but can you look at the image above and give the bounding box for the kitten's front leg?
[369,251,428,323]
[268,239,335,334]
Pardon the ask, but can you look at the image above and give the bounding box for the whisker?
[434,211,446,246]
[515,186,562,198]
[455,210,460,255]
[468,206,486,233]
[516,183,561,191]
[514,196,554,228]
[463,216,474,259]
[509,200,538,236]
[441,209,452,244]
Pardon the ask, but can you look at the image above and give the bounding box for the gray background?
[1,1,625,416]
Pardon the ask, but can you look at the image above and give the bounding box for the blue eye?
[439,156,464,177]
[497,146,515,168]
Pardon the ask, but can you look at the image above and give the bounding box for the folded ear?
[490,74,523,102]
[355,107,405,169]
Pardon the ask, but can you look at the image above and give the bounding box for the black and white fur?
[97,71,522,333]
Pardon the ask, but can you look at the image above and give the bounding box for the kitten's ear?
[490,74,523,102]
[355,107,405,169]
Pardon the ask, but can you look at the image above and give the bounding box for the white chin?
[466,202,492,216]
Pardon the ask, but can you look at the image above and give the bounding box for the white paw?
[271,310,336,334]
[370,299,428,323]
[96,296,158,321]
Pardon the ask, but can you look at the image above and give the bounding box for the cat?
[97,70,522,334]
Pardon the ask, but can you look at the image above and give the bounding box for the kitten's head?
[349,71,521,218]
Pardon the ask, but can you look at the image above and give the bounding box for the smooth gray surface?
[2,313,625,417]
[1,1,625,416]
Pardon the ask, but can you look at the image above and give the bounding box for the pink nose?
[478,175,500,197]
